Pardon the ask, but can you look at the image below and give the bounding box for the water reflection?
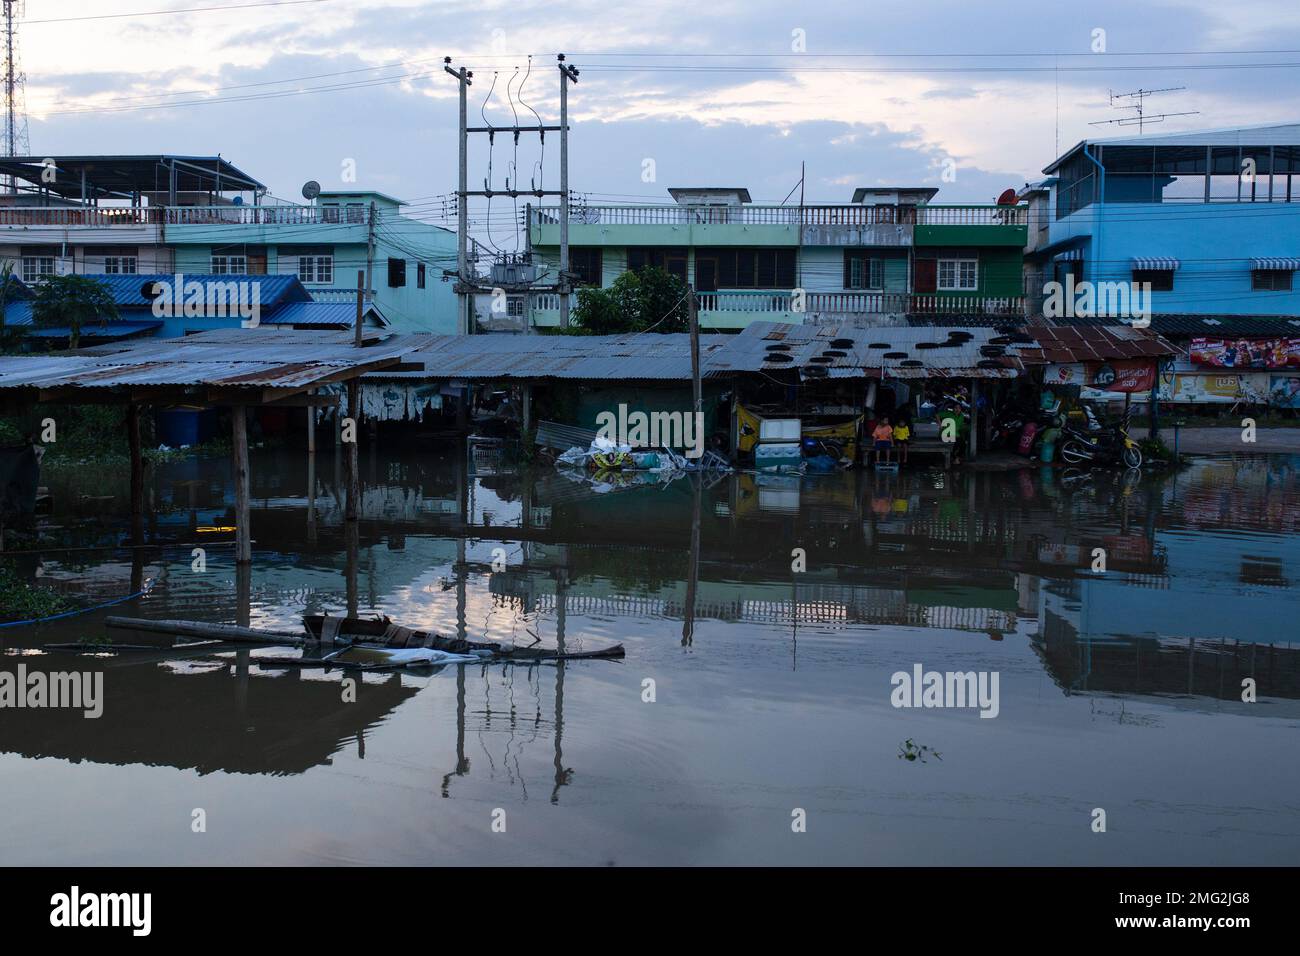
[4,448,1300,864]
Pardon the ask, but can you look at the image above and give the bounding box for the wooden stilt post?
[232,405,251,564]
[345,378,360,522]
[128,403,144,546]
[968,378,980,462]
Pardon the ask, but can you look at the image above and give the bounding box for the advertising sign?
[1190,337,1300,369]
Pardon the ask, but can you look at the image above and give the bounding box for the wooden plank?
[105,616,307,645]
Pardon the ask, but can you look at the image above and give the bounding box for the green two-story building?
[526,186,1027,329]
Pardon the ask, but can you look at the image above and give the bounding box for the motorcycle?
[1058,405,1143,469]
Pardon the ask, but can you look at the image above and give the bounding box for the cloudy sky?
[15,0,1300,245]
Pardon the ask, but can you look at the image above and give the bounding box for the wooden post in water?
[127,403,144,546]
[689,286,701,433]
[354,269,365,348]
[232,405,251,564]
[345,378,360,522]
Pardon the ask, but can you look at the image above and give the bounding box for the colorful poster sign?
[1046,360,1155,393]
[1190,337,1300,369]
[1269,375,1300,409]
[1158,372,1269,404]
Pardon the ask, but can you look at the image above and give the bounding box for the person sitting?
[871,417,895,466]
[892,418,911,465]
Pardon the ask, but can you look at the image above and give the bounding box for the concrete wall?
[1047,200,1300,315]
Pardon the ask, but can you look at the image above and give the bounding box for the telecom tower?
[2,0,29,189]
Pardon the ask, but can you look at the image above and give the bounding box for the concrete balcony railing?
[530,290,1026,326]
[531,203,1026,228]
[0,206,162,226]
[165,204,368,225]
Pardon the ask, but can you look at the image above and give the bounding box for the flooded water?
[3,444,1299,865]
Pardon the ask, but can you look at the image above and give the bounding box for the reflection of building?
[0,658,418,775]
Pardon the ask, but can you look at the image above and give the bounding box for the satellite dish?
[996,188,1018,205]
[301,180,321,200]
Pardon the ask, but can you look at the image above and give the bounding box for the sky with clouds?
[14,0,1300,245]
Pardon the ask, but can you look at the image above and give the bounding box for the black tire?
[1060,440,1089,464]
[1121,445,1143,469]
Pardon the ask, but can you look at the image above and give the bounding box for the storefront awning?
[1132,257,1180,271]
[1053,249,1084,262]
[1251,257,1300,271]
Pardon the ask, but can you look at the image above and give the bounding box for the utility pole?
[364,200,376,311]
[689,285,701,425]
[445,59,471,335]
[558,54,578,329]
[444,55,577,336]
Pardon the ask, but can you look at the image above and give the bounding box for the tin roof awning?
[0,155,264,200]
[1054,249,1084,262]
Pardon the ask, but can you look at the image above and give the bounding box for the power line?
[20,0,336,25]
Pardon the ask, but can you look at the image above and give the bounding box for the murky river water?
[2,445,1299,865]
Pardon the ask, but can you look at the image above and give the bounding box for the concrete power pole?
[558,55,578,329]
[444,55,576,336]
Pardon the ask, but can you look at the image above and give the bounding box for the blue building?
[0,156,459,335]
[1026,123,1300,320]
[4,273,388,346]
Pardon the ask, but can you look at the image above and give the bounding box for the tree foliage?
[31,274,120,350]
[568,267,690,335]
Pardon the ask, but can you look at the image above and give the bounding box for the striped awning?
[1132,257,1180,271]
[1251,257,1300,271]
[1053,249,1084,262]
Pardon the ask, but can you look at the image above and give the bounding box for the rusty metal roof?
[368,332,732,381]
[1018,324,1177,365]
[0,330,434,395]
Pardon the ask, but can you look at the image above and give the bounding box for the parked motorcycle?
[1058,405,1143,469]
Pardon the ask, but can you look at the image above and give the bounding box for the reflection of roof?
[0,658,418,775]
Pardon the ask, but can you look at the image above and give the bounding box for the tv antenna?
[1089,87,1198,133]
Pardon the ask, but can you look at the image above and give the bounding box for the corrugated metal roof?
[0,330,433,393]
[264,301,386,327]
[22,320,162,341]
[714,322,1037,379]
[369,332,730,381]
[84,273,312,308]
